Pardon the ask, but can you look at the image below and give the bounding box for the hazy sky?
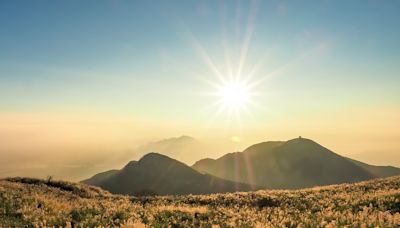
[1,1,400,179]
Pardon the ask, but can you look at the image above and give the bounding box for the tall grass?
[0,176,399,227]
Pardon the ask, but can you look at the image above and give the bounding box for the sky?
[0,0,400,180]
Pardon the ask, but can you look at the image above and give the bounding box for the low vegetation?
[1,176,399,227]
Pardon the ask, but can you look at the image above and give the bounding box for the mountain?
[82,153,257,195]
[129,136,221,166]
[192,137,400,189]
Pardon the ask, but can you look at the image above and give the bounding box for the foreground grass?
[0,176,399,227]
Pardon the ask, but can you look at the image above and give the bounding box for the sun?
[217,80,251,110]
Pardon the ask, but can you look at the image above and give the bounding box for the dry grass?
[0,176,399,227]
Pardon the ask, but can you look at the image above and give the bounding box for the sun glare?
[218,81,250,110]
[192,0,262,120]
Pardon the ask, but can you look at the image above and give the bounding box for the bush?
[112,211,129,225]
[70,208,99,225]
[254,197,280,208]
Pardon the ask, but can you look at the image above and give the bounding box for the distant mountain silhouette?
[83,153,257,195]
[130,136,219,166]
[192,138,400,189]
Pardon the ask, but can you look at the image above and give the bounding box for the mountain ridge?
[192,137,400,189]
[83,152,258,195]
[84,137,400,195]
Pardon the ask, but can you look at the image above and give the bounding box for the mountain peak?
[243,141,284,154]
[243,137,315,152]
[137,153,190,171]
[177,135,195,141]
[286,137,315,143]
[157,135,196,144]
[139,152,172,162]
[283,137,326,152]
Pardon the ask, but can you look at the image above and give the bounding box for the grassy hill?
[1,176,399,227]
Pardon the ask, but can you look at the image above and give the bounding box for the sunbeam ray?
[236,0,258,80]
[189,34,227,84]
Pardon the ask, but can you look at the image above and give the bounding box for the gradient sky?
[1,0,400,180]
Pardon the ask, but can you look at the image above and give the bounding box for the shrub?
[254,197,280,208]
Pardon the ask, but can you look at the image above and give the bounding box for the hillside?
[1,176,399,227]
[193,138,400,189]
[83,153,256,195]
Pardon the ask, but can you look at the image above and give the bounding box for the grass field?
[1,176,399,227]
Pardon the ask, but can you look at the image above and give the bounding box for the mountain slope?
[83,153,257,195]
[346,158,400,178]
[82,169,119,186]
[193,138,400,189]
